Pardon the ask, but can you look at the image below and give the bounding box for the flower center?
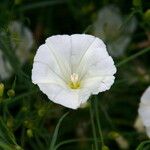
[68,73,80,89]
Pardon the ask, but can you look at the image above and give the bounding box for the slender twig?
[94,96,104,147]
[100,104,115,130]
[19,0,67,11]
[116,47,150,67]
[83,24,93,34]
[0,89,38,105]
[136,140,150,150]
[54,138,102,150]
[49,112,69,150]
[89,98,99,150]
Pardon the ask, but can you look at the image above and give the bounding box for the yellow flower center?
[68,73,80,89]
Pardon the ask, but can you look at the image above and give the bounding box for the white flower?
[138,86,150,137]
[32,34,116,109]
[0,21,33,80]
[93,5,137,57]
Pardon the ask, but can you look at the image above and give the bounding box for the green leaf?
[19,0,67,11]
[136,140,150,150]
[54,138,101,150]
[49,112,69,150]
[0,141,13,150]
[0,118,16,145]
[133,0,142,7]
[94,96,104,147]
[0,118,23,150]
[89,98,99,150]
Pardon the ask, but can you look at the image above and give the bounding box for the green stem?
[100,104,115,130]
[49,112,69,150]
[89,99,99,150]
[94,96,104,147]
[136,140,150,150]
[117,47,150,67]
[19,0,67,11]
[83,24,93,34]
[0,89,38,105]
[21,127,25,148]
[54,138,101,150]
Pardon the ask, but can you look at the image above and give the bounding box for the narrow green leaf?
[94,96,104,147]
[0,118,16,145]
[90,98,99,150]
[0,141,13,150]
[0,88,38,105]
[136,140,150,150]
[54,138,101,150]
[12,76,17,90]
[49,112,69,150]
[19,0,67,11]
[117,47,150,67]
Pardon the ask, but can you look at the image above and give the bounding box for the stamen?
[69,73,80,89]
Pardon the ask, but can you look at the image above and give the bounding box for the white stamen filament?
[70,73,79,85]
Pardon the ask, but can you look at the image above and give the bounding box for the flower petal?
[107,36,130,57]
[146,127,150,138]
[32,62,66,86]
[46,35,71,79]
[0,51,12,80]
[138,86,150,137]
[38,83,81,109]
[70,34,96,73]
[76,38,116,99]
[139,104,150,126]
[9,21,33,63]
[94,5,122,41]
[32,44,67,82]
[140,86,150,104]
[0,21,33,80]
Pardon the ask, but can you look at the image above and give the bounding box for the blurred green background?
[0,0,150,150]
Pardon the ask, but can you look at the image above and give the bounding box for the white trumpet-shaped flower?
[0,21,33,80]
[94,5,137,57]
[32,34,116,109]
[138,86,150,137]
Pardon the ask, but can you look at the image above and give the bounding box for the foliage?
[0,0,150,150]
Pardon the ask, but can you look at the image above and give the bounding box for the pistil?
[69,73,80,89]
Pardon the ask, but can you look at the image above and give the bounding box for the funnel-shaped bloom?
[32,34,116,109]
[0,21,33,80]
[94,5,137,57]
[138,86,150,137]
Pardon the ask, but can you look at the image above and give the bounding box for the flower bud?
[24,120,33,128]
[15,0,22,5]
[144,9,150,23]
[27,129,33,138]
[134,116,145,132]
[15,145,22,150]
[7,117,13,128]
[7,89,15,97]
[109,131,129,149]
[38,108,45,117]
[116,136,129,150]
[133,0,142,7]
[0,83,4,97]
[109,131,120,139]
[21,106,28,112]
[80,102,90,108]
[102,145,110,150]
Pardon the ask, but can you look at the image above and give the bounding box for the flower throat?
[69,73,80,89]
